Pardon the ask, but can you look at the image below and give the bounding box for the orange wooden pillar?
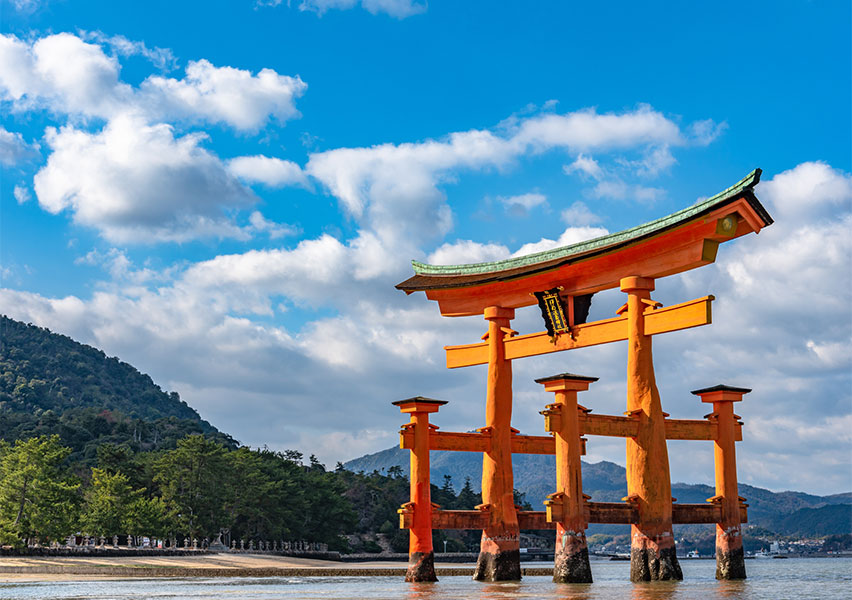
[620,276,682,581]
[394,396,447,582]
[693,385,750,580]
[474,306,521,581]
[537,373,598,583]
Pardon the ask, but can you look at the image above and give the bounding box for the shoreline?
[1,552,848,582]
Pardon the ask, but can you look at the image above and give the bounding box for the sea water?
[1,558,849,600]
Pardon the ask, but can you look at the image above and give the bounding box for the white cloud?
[0,126,37,165]
[0,33,306,131]
[563,154,603,179]
[13,185,31,204]
[80,31,177,71]
[498,192,548,216]
[228,155,308,187]
[307,106,716,247]
[560,201,602,226]
[428,240,509,266]
[297,0,426,18]
[33,114,255,243]
[688,118,728,146]
[9,0,43,13]
[140,60,307,131]
[759,160,852,221]
[513,104,684,151]
[247,211,299,239]
[590,180,665,204]
[512,225,609,256]
[621,145,676,177]
[0,33,130,118]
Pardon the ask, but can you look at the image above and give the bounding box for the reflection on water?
[0,558,849,600]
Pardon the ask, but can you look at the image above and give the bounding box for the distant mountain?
[344,444,852,537]
[0,315,235,463]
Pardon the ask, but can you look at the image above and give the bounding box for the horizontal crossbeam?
[445,296,714,369]
[400,429,564,455]
[578,413,742,441]
[399,502,747,530]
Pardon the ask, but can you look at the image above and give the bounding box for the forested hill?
[0,315,235,462]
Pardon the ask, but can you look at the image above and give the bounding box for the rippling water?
[1,558,850,599]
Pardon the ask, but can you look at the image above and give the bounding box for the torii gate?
[393,169,772,583]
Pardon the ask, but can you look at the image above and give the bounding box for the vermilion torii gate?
[393,170,772,583]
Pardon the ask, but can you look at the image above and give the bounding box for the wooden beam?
[518,511,552,530]
[672,504,748,524]
[400,430,492,453]
[400,503,748,530]
[446,296,714,368]
[400,430,562,454]
[580,413,638,438]
[587,502,639,524]
[511,434,556,455]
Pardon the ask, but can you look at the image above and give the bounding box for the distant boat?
[687,550,700,558]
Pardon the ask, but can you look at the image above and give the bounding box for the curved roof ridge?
[412,168,764,277]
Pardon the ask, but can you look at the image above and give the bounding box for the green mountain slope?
[0,315,235,463]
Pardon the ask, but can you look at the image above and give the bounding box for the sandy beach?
[0,553,538,581]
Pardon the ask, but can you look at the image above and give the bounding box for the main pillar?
[693,385,750,580]
[394,397,446,582]
[620,276,682,581]
[474,306,521,581]
[537,373,598,583]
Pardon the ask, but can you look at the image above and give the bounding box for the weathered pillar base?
[630,533,682,582]
[405,551,437,582]
[716,544,746,580]
[553,539,592,583]
[473,549,521,581]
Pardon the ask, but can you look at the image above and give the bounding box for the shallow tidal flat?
[1,555,850,599]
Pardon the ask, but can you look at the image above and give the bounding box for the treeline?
[0,434,488,551]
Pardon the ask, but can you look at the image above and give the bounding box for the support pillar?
[393,396,447,582]
[474,306,521,581]
[693,385,750,580]
[537,373,598,583]
[620,276,682,581]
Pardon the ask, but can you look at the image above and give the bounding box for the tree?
[0,435,80,545]
[153,434,230,538]
[83,468,135,536]
[456,477,479,509]
[125,496,173,539]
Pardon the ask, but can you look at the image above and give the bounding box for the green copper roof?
[411,169,767,277]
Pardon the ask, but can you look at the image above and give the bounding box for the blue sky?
[1,1,850,495]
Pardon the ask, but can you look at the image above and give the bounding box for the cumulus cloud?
[0,126,37,165]
[140,60,307,131]
[307,105,718,247]
[0,33,306,131]
[228,155,308,188]
[33,114,255,243]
